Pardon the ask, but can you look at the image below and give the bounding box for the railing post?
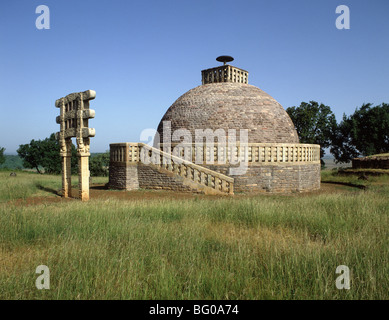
[229,182,234,195]
[208,174,213,188]
[125,143,129,164]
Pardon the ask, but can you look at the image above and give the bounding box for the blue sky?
[1,0,388,154]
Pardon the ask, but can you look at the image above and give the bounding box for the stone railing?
[110,143,126,163]
[110,143,234,195]
[352,155,389,169]
[158,143,321,165]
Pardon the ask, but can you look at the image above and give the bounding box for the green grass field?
[0,170,388,299]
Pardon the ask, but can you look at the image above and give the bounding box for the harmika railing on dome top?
[201,65,248,84]
[110,143,235,195]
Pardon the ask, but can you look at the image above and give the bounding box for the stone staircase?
[109,143,234,195]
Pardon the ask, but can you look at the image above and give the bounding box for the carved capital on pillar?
[77,138,90,157]
[60,139,73,157]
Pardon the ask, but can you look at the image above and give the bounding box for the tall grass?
[0,171,108,203]
[0,171,47,202]
[0,172,388,299]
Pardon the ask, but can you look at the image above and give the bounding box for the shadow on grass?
[35,183,61,196]
[90,184,109,190]
[321,181,366,190]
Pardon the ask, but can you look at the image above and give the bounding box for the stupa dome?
[156,82,299,144]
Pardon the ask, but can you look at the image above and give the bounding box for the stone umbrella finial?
[216,55,234,65]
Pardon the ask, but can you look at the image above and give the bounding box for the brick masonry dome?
[156,82,299,144]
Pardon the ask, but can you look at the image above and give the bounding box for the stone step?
[139,143,234,195]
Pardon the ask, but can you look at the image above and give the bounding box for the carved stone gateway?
[55,90,96,201]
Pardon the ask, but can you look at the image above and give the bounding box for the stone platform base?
[109,162,320,194]
[204,163,320,193]
[109,163,199,193]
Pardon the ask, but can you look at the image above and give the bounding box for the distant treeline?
[0,153,107,171]
[0,155,24,170]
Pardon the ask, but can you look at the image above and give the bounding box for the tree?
[90,151,110,177]
[17,134,78,174]
[0,147,5,165]
[331,103,389,163]
[286,101,337,165]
